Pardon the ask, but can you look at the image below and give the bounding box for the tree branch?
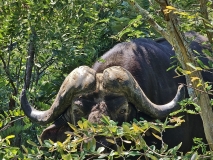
[25,30,36,89]
[0,55,17,95]
[157,0,213,151]
[127,0,213,150]
[200,0,213,44]
[127,0,169,40]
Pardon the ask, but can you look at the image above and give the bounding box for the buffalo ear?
[41,123,71,142]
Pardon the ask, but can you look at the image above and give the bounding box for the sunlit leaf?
[37,135,43,145]
[83,120,89,129]
[21,145,28,154]
[27,140,38,147]
[68,122,78,132]
[122,124,130,132]
[101,115,110,125]
[123,140,132,144]
[106,138,115,144]
[150,124,161,133]
[78,120,83,129]
[133,123,144,133]
[108,126,117,133]
[191,77,200,82]
[57,141,63,148]
[146,153,158,160]
[34,63,41,68]
[152,132,162,141]
[166,5,177,10]
[97,147,105,154]
[187,62,202,70]
[98,153,108,158]
[62,154,72,160]
[5,135,15,140]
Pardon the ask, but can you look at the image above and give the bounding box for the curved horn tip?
[177,84,186,99]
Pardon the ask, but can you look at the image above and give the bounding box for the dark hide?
[92,35,211,152]
[39,32,212,153]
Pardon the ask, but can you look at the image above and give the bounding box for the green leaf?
[122,124,130,132]
[186,110,197,114]
[133,123,144,133]
[196,59,209,69]
[21,145,28,154]
[150,124,161,133]
[44,140,53,148]
[98,153,108,158]
[108,126,117,133]
[190,153,200,160]
[146,153,158,160]
[77,120,83,129]
[0,121,3,128]
[166,6,177,10]
[106,138,115,144]
[37,135,43,145]
[97,147,105,154]
[68,122,78,132]
[123,140,132,144]
[186,62,202,70]
[152,132,162,141]
[62,154,72,160]
[5,135,15,140]
[27,139,38,147]
[101,115,110,125]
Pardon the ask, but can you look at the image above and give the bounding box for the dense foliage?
[0,0,212,159]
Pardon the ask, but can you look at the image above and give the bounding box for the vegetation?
[0,0,212,159]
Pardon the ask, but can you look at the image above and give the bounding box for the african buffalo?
[20,31,212,153]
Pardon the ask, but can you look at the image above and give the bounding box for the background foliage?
[0,0,212,159]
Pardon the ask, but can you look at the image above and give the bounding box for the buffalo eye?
[73,109,81,115]
[119,109,126,114]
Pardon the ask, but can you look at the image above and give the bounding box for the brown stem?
[0,55,17,95]
[25,31,36,89]
[127,0,169,40]
[200,0,213,44]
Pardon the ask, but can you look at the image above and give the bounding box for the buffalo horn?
[20,66,96,124]
[102,66,185,119]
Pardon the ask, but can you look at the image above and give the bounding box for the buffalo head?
[21,65,184,142]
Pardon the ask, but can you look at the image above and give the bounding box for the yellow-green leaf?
[106,138,115,144]
[197,82,202,87]
[97,147,105,154]
[191,77,200,82]
[37,135,43,145]
[152,133,162,141]
[5,135,15,139]
[68,122,78,132]
[166,6,177,10]
[83,120,89,129]
[78,120,83,129]
[5,139,11,145]
[182,70,191,75]
[133,123,143,133]
[73,138,84,143]
[150,124,161,133]
[174,11,189,16]
[123,140,132,144]
[140,122,149,131]
[57,141,63,148]
[21,145,28,154]
[62,154,72,160]
[122,124,130,132]
[27,140,38,147]
[108,126,117,133]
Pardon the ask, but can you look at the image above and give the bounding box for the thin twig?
[0,116,24,132]
[0,55,17,95]
[179,83,213,96]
